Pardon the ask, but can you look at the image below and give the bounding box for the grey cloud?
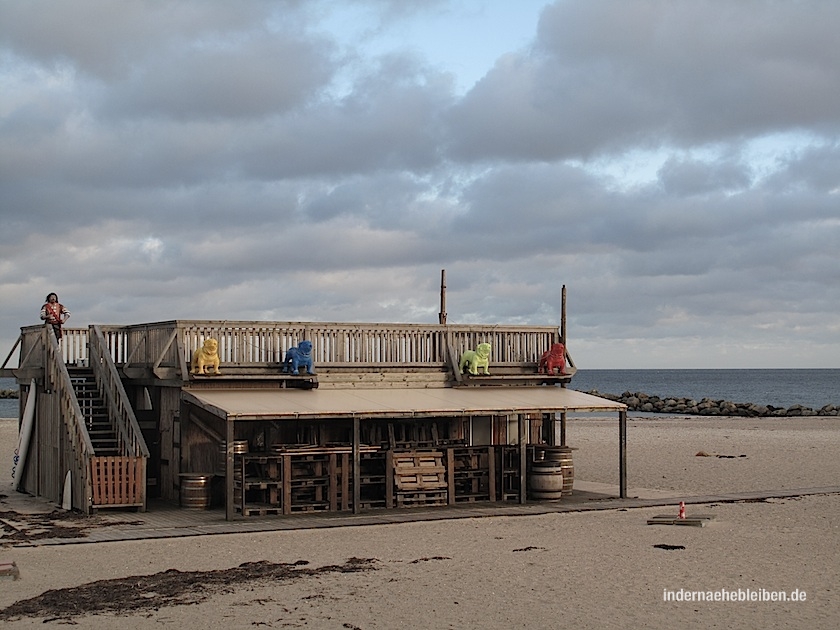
[657,155,753,196]
[98,33,337,121]
[0,0,286,79]
[767,142,840,193]
[447,0,840,161]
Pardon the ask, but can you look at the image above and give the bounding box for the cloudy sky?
[1,0,838,369]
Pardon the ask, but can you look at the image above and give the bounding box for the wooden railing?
[44,327,94,512]
[11,320,565,377]
[5,326,90,373]
[102,320,562,370]
[90,326,150,461]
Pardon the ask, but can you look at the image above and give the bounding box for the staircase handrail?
[89,325,150,458]
[44,326,94,510]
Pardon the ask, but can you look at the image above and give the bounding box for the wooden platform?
[454,366,577,387]
[188,373,319,389]
[6,486,838,547]
[646,513,717,527]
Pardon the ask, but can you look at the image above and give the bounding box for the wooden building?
[2,319,627,520]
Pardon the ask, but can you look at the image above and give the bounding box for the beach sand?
[0,415,838,629]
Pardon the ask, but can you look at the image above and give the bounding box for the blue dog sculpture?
[283,340,315,375]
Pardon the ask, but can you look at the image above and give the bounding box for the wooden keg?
[180,474,212,509]
[218,440,249,474]
[545,446,574,495]
[528,460,564,500]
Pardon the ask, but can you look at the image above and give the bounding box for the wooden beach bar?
[3,317,627,520]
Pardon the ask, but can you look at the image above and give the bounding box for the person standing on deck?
[40,292,70,340]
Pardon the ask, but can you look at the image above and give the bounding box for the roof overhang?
[182,386,626,421]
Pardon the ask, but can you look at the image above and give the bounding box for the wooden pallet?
[447,446,496,504]
[393,451,447,490]
[238,504,284,517]
[395,490,448,507]
[392,450,448,507]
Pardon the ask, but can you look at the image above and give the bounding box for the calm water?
[571,369,840,411]
[2,370,839,418]
[1,377,19,418]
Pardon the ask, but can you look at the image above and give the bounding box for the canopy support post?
[619,409,627,498]
[352,417,361,514]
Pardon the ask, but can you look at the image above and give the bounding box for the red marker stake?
[678,501,686,519]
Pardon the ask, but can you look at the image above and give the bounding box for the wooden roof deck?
[184,386,623,422]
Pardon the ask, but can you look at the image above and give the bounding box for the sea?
[1,369,838,418]
[570,368,839,411]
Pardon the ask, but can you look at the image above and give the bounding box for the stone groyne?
[585,390,840,417]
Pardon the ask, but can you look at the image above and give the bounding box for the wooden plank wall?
[158,387,182,502]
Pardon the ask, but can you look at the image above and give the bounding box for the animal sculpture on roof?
[192,338,221,375]
[538,342,567,376]
[283,340,315,375]
[459,342,492,376]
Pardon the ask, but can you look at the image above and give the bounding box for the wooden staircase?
[68,367,121,456]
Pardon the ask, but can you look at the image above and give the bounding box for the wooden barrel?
[180,474,212,509]
[217,440,249,474]
[528,461,564,500]
[545,447,574,495]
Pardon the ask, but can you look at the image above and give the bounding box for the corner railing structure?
[5,325,148,513]
[7,320,572,382]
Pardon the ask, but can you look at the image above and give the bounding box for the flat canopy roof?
[182,386,626,421]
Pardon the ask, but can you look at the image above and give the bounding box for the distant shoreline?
[2,384,838,418]
[587,390,839,417]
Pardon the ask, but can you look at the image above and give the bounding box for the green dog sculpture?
[459,343,492,375]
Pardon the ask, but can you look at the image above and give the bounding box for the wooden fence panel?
[90,456,144,507]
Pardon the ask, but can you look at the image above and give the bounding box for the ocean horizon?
[570,368,839,411]
[2,369,838,418]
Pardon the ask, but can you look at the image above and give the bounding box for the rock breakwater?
[585,390,840,417]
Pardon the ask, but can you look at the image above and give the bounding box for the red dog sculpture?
[538,343,567,375]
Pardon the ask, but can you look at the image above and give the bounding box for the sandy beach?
[1,415,838,629]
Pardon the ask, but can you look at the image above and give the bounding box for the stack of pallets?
[446,446,496,503]
[391,450,448,507]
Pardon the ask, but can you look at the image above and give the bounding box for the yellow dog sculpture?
[191,338,221,375]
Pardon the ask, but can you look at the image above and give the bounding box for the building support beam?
[225,419,235,521]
